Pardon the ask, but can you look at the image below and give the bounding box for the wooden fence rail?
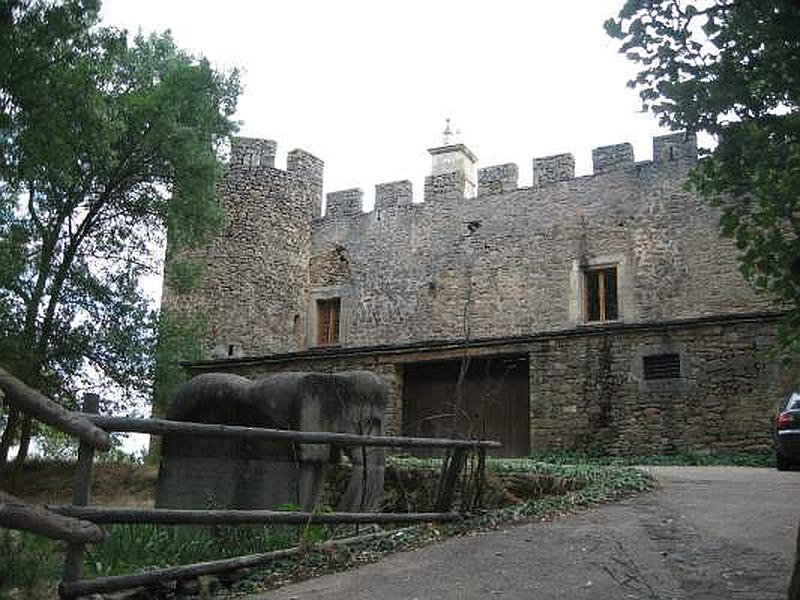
[48,505,461,525]
[85,414,502,449]
[0,491,105,544]
[58,526,414,599]
[0,367,499,599]
[0,369,111,450]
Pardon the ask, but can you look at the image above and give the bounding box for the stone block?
[532,153,575,185]
[592,142,634,174]
[325,188,364,219]
[231,137,277,168]
[478,163,518,195]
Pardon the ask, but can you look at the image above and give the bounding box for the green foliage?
[83,524,297,579]
[0,0,240,454]
[165,258,205,295]
[605,0,800,353]
[525,450,774,468]
[152,312,208,416]
[0,529,63,598]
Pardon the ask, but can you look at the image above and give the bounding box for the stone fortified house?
[162,131,783,456]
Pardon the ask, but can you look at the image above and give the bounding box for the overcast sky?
[100,0,670,209]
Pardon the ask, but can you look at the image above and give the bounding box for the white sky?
[100,0,670,210]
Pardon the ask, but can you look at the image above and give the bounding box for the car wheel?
[777,453,792,471]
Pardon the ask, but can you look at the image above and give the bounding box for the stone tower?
[161,137,323,357]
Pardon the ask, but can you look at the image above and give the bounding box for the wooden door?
[402,355,530,457]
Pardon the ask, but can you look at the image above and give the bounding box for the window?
[643,353,681,380]
[316,298,340,346]
[585,266,618,322]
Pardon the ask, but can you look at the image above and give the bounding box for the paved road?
[252,467,800,599]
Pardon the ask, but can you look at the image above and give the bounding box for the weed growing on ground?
[0,529,62,599]
[2,460,653,598]
[523,450,774,468]
[1,521,330,597]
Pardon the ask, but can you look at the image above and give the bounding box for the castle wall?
[310,134,772,350]
[166,132,783,456]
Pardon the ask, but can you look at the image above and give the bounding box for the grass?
[0,457,665,598]
[0,510,330,598]
[523,450,775,468]
[0,529,63,599]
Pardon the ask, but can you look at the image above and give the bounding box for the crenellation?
[653,131,698,166]
[532,153,575,186]
[325,188,364,219]
[375,180,413,211]
[424,171,466,203]
[478,163,518,195]
[287,148,324,217]
[231,137,277,168]
[592,142,634,174]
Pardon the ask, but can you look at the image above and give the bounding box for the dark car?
[775,391,800,470]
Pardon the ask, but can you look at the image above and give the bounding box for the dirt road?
[253,467,800,600]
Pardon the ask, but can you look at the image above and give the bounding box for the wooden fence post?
[471,447,486,510]
[62,393,100,584]
[435,448,467,512]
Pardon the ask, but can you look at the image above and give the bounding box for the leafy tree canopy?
[0,0,240,461]
[606,0,800,352]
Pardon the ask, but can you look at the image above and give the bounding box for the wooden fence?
[0,367,500,598]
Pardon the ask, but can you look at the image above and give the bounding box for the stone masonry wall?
[162,141,323,357]
[310,134,772,351]
[186,314,781,455]
[166,133,782,455]
[529,317,782,454]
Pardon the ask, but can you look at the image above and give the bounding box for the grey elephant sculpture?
[155,370,387,512]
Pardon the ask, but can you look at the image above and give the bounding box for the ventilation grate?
[643,353,681,380]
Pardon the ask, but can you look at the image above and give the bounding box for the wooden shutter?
[316,298,341,345]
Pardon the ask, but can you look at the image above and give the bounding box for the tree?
[606,2,800,597]
[0,0,240,464]
[605,0,800,349]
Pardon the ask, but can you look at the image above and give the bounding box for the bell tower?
[427,119,478,198]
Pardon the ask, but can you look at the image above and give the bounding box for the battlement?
[592,142,634,174]
[232,133,697,222]
[326,188,364,219]
[653,131,698,165]
[228,137,324,216]
[231,137,277,168]
[532,153,575,186]
[478,163,518,195]
[375,180,413,211]
[230,137,324,180]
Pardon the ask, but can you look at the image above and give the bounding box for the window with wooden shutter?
[585,266,618,322]
[316,298,341,346]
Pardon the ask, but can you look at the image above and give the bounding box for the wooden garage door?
[402,355,530,457]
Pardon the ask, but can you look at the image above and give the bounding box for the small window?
[585,266,618,322]
[316,298,340,346]
[643,353,681,380]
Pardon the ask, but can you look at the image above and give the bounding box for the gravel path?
[249,466,800,599]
